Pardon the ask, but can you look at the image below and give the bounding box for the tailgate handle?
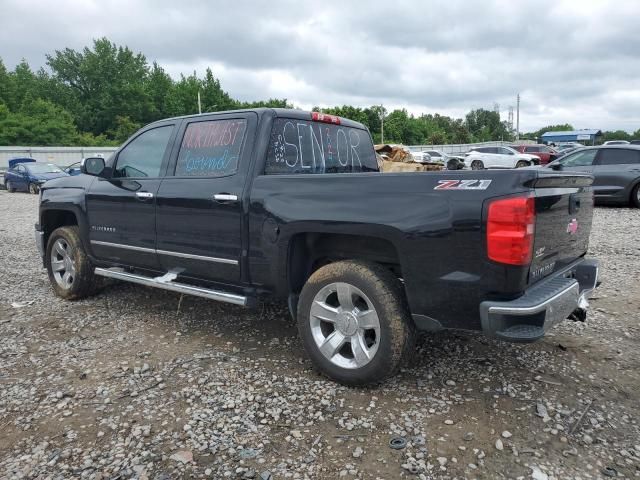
[569,193,581,214]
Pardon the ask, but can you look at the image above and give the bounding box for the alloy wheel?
[309,282,381,369]
[51,238,76,290]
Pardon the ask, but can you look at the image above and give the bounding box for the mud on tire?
[45,226,101,300]
[297,260,416,386]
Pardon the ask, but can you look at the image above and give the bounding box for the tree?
[46,38,152,135]
[465,108,512,142]
[0,98,79,145]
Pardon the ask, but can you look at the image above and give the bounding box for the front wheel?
[45,226,100,300]
[631,183,640,208]
[470,160,484,170]
[6,181,15,193]
[515,160,529,168]
[29,183,39,194]
[297,260,416,386]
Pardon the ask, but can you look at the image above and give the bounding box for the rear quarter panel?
[249,170,537,330]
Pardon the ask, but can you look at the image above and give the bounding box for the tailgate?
[528,173,594,285]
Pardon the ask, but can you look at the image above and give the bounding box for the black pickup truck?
[35,108,599,385]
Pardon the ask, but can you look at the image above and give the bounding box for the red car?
[511,144,559,165]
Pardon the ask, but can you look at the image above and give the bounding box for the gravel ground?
[0,190,639,480]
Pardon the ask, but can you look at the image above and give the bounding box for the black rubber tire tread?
[631,183,640,208]
[6,181,15,193]
[45,226,100,300]
[471,160,484,170]
[297,260,416,386]
[515,160,529,168]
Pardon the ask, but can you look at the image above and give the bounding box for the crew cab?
[35,108,599,385]
[464,146,539,169]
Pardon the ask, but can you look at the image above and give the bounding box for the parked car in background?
[555,146,584,160]
[418,149,466,170]
[511,144,559,165]
[64,162,82,176]
[464,146,538,169]
[603,140,630,145]
[4,159,69,193]
[629,140,640,145]
[409,149,433,163]
[554,142,584,151]
[546,145,640,207]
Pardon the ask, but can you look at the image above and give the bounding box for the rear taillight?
[487,195,535,266]
[311,112,341,125]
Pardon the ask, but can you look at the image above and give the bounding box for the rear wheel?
[515,160,529,168]
[631,183,640,208]
[6,181,15,193]
[46,226,100,300]
[297,260,416,386]
[29,183,39,194]
[471,160,484,170]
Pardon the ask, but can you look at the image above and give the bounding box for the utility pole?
[197,91,202,114]
[516,93,520,140]
[380,105,384,144]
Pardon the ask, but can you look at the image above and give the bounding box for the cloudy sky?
[1,0,639,132]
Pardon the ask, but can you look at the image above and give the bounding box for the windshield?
[26,163,63,174]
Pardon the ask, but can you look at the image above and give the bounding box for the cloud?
[1,0,639,132]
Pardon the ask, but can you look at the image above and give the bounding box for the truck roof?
[155,108,368,130]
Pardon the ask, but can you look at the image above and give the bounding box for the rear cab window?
[265,117,378,174]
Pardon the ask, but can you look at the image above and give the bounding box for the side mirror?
[550,162,563,171]
[81,157,106,176]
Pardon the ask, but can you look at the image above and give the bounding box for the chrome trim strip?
[90,240,238,265]
[94,267,247,306]
[488,282,579,316]
[90,240,155,254]
[156,249,238,265]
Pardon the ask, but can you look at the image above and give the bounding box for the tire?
[631,183,640,208]
[297,260,416,386]
[447,159,460,170]
[6,180,15,193]
[29,183,39,194]
[470,160,484,170]
[515,160,529,168]
[45,226,100,300]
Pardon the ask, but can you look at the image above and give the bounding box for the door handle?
[135,191,154,200]
[213,193,238,203]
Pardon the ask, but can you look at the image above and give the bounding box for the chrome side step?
[94,267,249,306]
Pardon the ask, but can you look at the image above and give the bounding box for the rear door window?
[174,119,247,177]
[265,118,377,174]
[596,148,640,165]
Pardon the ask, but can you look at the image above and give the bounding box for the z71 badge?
[434,179,492,190]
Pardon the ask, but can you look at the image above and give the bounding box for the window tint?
[561,149,597,167]
[499,147,513,155]
[265,118,378,174]
[597,149,640,165]
[175,119,247,177]
[114,126,173,178]
[426,151,441,157]
[526,146,540,153]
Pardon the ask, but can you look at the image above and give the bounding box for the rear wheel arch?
[287,232,403,293]
[285,232,404,315]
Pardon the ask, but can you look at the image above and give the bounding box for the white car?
[603,140,630,145]
[408,149,433,163]
[463,146,538,170]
